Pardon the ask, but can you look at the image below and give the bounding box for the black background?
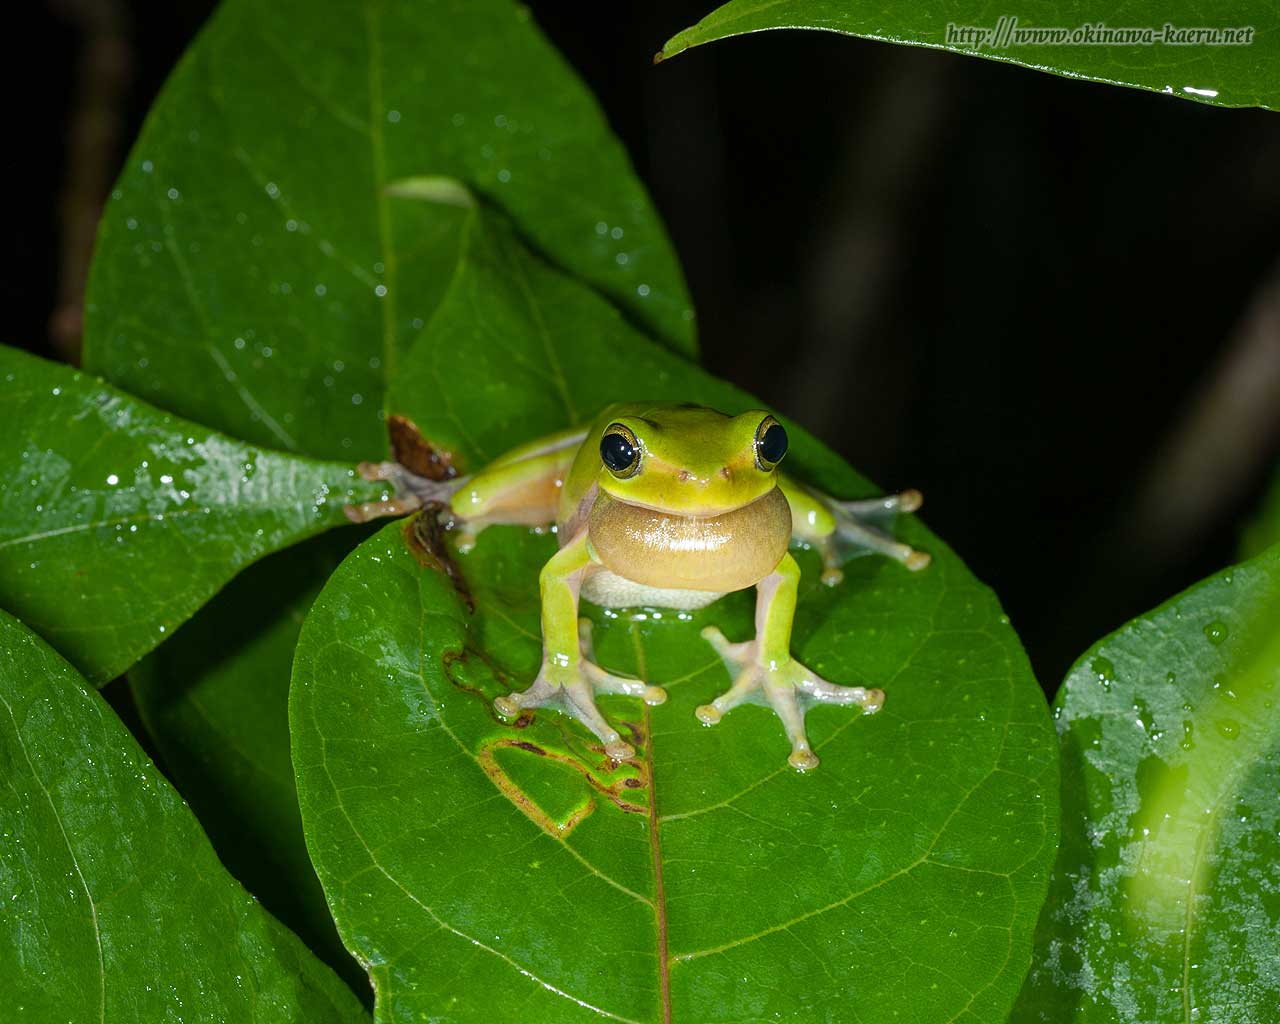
[11,0,1280,691]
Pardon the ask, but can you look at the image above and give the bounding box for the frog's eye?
[754,416,788,470]
[600,424,641,478]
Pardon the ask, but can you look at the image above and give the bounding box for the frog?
[348,403,929,771]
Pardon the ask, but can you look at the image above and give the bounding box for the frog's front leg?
[697,553,882,771]
[780,475,929,585]
[347,428,583,551]
[494,531,666,762]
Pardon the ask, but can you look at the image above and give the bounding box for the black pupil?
[601,432,636,472]
[759,423,788,465]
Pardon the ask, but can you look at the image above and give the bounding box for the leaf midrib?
[630,623,672,1024]
[1,686,106,1023]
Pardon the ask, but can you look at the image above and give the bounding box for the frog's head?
[593,403,788,516]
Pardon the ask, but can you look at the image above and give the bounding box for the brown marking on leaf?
[560,801,595,833]
[617,720,645,748]
[387,414,459,481]
[403,513,474,612]
[477,736,649,838]
[477,747,595,836]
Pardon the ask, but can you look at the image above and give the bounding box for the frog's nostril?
[678,470,692,482]
[720,467,731,480]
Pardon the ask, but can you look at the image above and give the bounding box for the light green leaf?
[84,0,694,461]
[0,345,380,684]
[290,211,1058,1022]
[660,1,1280,111]
[131,532,371,997]
[1013,547,1280,1022]
[0,610,367,1023]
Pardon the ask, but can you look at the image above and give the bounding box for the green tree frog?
[351,404,928,771]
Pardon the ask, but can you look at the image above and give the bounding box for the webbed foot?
[344,460,464,523]
[495,620,666,762]
[820,489,930,585]
[696,626,882,771]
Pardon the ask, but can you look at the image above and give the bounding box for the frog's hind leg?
[779,475,929,585]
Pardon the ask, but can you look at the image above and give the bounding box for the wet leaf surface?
[84,0,693,461]
[0,345,380,684]
[1013,547,1280,1022]
[660,1,1280,111]
[290,212,1058,1023]
[131,531,374,999]
[0,611,368,1023]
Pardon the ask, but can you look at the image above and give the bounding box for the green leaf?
[1013,547,1280,1022]
[131,531,372,997]
[660,2,1280,111]
[0,610,368,1023]
[0,344,380,684]
[84,0,694,461]
[290,210,1058,1022]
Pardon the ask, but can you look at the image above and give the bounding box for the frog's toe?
[836,488,924,517]
[797,676,885,714]
[560,679,637,763]
[700,625,753,662]
[905,550,931,571]
[788,747,820,772]
[494,674,559,719]
[343,496,423,523]
[583,660,667,706]
[898,488,923,513]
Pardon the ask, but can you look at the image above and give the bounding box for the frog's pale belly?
[585,488,791,601]
[580,569,725,610]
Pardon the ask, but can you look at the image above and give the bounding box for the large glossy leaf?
[660,1,1280,111]
[1013,547,1280,1022]
[290,207,1058,1022]
[130,531,372,997]
[84,0,694,462]
[0,344,380,684]
[0,610,368,1022]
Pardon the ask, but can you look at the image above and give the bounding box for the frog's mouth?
[596,474,776,519]
[587,488,792,592]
